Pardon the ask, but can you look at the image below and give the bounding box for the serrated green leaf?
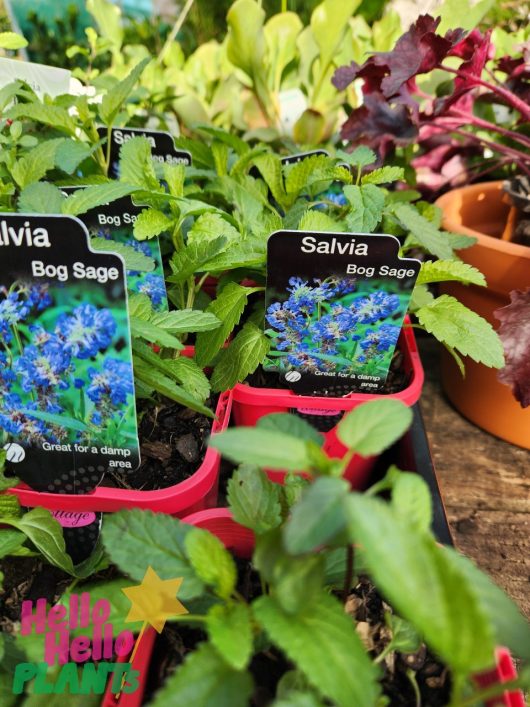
[207,603,253,670]
[132,208,173,240]
[272,690,325,707]
[130,315,183,349]
[168,356,210,402]
[210,322,269,392]
[227,464,282,533]
[185,527,237,599]
[128,292,152,319]
[168,236,228,284]
[0,530,26,559]
[55,139,100,175]
[195,283,260,366]
[391,473,432,533]
[6,103,76,135]
[151,309,220,334]
[417,260,486,287]
[336,399,413,456]
[361,166,404,185]
[90,238,154,272]
[344,184,384,232]
[254,153,287,209]
[11,138,65,188]
[118,136,159,191]
[393,203,454,260]
[386,614,422,653]
[416,295,504,367]
[284,477,350,554]
[409,283,434,311]
[253,592,379,707]
[164,163,186,198]
[257,413,323,446]
[298,209,344,232]
[62,182,137,216]
[338,146,376,168]
[187,212,241,247]
[346,494,496,674]
[99,58,150,126]
[149,642,253,707]
[101,509,205,599]
[18,182,64,213]
[284,155,351,197]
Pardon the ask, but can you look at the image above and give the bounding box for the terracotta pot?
[435,181,530,448]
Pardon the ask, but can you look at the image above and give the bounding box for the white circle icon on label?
[4,443,25,463]
[285,370,302,382]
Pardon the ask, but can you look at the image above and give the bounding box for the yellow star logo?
[121,566,188,634]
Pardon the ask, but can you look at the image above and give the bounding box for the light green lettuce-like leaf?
[253,591,379,707]
[210,322,269,392]
[101,509,205,599]
[310,0,362,78]
[416,294,505,368]
[393,203,454,260]
[90,238,154,272]
[391,472,432,533]
[336,399,413,457]
[438,0,495,33]
[264,12,303,93]
[283,477,350,554]
[337,146,376,168]
[409,283,435,311]
[227,0,266,78]
[149,642,253,707]
[417,259,486,287]
[0,32,28,50]
[18,182,64,214]
[11,138,65,188]
[99,58,150,126]
[185,527,237,600]
[343,184,385,232]
[227,464,282,533]
[87,0,124,50]
[207,603,254,670]
[61,182,137,216]
[347,494,496,674]
[195,283,261,366]
[133,209,173,240]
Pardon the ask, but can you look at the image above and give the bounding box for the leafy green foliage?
[227,465,283,533]
[417,260,487,287]
[207,603,254,670]
[336,399,413,456]
[210,323,270,392]
[185,527,237,600]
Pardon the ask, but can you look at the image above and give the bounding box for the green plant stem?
[449,109,530,150]
[454,677,527,707]
[373,641,395,665]
[195,271,211,294]
[157,0,196,66]
[342,545,354,603]
[281,0,288,12]
[406,668,422,707]
[104,125,113,177]
[11,324,23,356]
[186,276,196,309]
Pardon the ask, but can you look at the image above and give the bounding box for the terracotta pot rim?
[436,181,530,260]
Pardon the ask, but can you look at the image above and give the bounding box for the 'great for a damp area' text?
[31,261,119,284]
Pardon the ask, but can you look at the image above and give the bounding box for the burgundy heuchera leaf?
[494,288,530,408]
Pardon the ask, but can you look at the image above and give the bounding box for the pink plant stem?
[441,64,530,121]
[430,122,530,167]
[449,109,530,150]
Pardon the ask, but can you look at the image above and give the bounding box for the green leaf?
[6,103,76,135]
[149,642,253,707]
[393,203,454,260]
[344,184,385,232]
[207,603,253,670]
[273,691,325,707]
[151,309,220,334]
[168,236,228,284]
[187,212,240,247]
[298,210,344,232]
[119,136,159,191]
[441,547,530,662]
[284,155,351,197]
[128,292,152,319]
[310,0,362,81]
[168,357,210,403]
[133,358,213,417]
[274,554,326,615]
[417,259,486,287]
[264,12,303,93]
[257,413,323,446]
[62,182,137,216]
[391,473,432,533]
[19,409,87,433]
[195,283,260,366]
[284,477,350,554]
[253,592,379,707]
[101,509,205,600]
[386,614,422,653]
[227,464,282,533]
[210,426,313,473]
[361,166,404,185]
[55,140,100,175]
[133,209,173,240]
[90,238,154,272]
[409,283,434,311]
[0,32,28,50]
[336,399,413,456]
[0,493,21,517]
[338,146,376,168]
[17,182,64,214]
[0,530,26,559]
[346,494,496,674]
[185,527,237,600]
[87,0,123,49]
[438,0,495,33]
[416,295,505,368]
[11,138,64,188]
[227,0,266,79]
[253,153,287,209]
[130,315,183,349]
[210,322,269,392]
[99,58,150,126]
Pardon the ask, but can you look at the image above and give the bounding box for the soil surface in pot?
[246,348,409,396]
[102,397,216,491]
[143,560,450,706]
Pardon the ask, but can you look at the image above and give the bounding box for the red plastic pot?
[232,321,423,488]
[103,510,524,707]
[9,390,232,517]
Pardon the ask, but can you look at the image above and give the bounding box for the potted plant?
[332,15,530,447]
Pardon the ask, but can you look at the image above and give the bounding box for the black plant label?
[281,149,330,165]
[53,510,102,565]
[0,214,141,493]
[265,230,420,395]
[61,190,168,312]
[97,126,191,178]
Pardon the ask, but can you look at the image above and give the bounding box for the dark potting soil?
[102,397,216,491]
[143,561,450,706]
[246,347,409,396]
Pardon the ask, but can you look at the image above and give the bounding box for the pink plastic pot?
[10,391,232,517]
[232,321,423,488]
[103,510,524,707]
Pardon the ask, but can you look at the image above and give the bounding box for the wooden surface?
[418,338,530,619]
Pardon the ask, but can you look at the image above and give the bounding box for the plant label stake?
[264,230,420,396]
[52,510,102,565]
[98,127,192,179]
[0,214,141,493]
[61,190,168,311]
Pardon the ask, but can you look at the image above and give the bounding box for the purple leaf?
[494,288,530,408]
